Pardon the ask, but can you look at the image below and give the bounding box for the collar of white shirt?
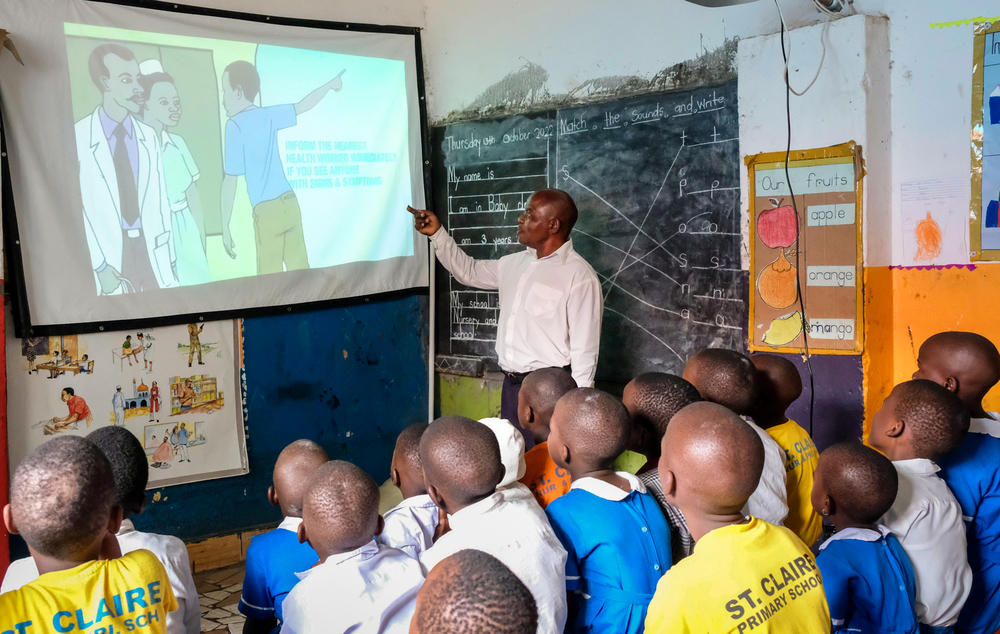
[118,518,136,536]
[818,525,892,551]
[388,493,436,512]
[569,471,646,501]
[970,412,1000,437]
[279,516,303,533]
[448,491,505,527]
[892,457,940,476]
[295,541,380,580]
[525,239,574,263]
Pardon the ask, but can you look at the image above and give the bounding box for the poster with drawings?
[6,320,248,488]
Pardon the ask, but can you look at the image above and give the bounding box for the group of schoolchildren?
[2,329,1000,633]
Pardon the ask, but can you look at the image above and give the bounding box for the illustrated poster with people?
[5,319,248,488]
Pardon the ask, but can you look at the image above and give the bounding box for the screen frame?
[0,0,433,338]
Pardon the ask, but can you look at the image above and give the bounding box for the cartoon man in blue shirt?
[177,421,191,462]
[219,61,343,275]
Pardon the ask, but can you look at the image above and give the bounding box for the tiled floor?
[195,563,246,633]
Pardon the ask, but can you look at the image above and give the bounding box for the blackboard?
[431,80,747,384]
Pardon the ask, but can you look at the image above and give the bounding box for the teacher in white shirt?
[407,189,602,448]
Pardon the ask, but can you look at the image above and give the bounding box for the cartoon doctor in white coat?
[74,43,177,294]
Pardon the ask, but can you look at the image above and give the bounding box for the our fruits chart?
[747,143,863,353]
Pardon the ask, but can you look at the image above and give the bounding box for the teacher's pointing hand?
[406,205,441,236]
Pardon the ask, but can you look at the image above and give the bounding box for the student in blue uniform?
[239,440,328,634]
[916,331,1000,634]
[811,441,919,634]
[545,388,671,633]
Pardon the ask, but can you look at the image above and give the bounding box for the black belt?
[502,365,571,385]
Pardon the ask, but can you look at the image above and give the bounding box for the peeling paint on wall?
[434,38,737,125]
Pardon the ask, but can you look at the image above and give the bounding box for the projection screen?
[0,0,428,332]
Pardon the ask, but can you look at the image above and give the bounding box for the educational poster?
[747,143,863,354]
[5,320,248,488]
[972,22,1000,261]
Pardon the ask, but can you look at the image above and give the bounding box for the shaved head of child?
[517,368,577,444]
[391,423,429,499]
[811,442,897,531]
[87,425,149,516]
[869,379,970,462]
[4,436,120,564]
[749,354,803,428]
[420,416,504,515]
[659,402,764,540]
[914,331,1000,418]
[269,439,330,517]
[412,549,537,633]
[299,460,380,559]
[683,348,759,415]
[548,388,630,476]
[622,373,701,459]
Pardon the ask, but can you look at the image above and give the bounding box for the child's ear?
[107,504,124,536]
[297,521,309,545]
[426,483,446,514]
[374,515,385,538]
[558,442,571,466]
[267,485,279,507]
[943,376,959,393]
[2,504,18,535]
[821,494,835,518]
[886,418,905,438]
[527,405,536,424]
[390,467,401,488]
[661,469,677,502]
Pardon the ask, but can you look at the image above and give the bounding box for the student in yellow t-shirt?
[645,402,830,633]
[750,353,822,547]
[516,368,577,507]
[1,436,176,633]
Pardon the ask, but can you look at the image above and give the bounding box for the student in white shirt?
[869,379,973,630]
[408,190,602,445]
[682,348,789,525]
[419,416,568,633]
[1,426,200,634]
[280,461,423,634]
[379,423,439,558]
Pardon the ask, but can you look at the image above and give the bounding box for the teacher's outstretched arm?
[406,205,499,290]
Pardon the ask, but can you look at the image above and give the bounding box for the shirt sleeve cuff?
[428,227,447,242]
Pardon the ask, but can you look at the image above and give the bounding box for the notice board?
[431,80,747,383]
[747,143,863,354]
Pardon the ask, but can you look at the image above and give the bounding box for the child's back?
[0,437,177,634]
[915,331,1000,633]
[645,402,829,633]
[239,440,328,633]
[378,423,439,558]
[812,442,918,633]
[545,389,671,633]
[869,380,972,629]
[751,354,822,547]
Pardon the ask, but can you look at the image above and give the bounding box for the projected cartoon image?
[66,23,415,296]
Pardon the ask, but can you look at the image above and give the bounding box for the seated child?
[239,440,329,634]
[516,368,577,507]
[750,353,822,547]
[4,427,201,634]
[419,416,567,633]
[378,423,439,558]
[813,442,919,633]
[622,372,701,561]
[545,388,672,633]
[279,460,424,633]
[0,436,177,632]
[683,348,789,526]
[916,332,1000,634]
[869,379,972,631]
[411,549,537,634]
[645,402,830,632]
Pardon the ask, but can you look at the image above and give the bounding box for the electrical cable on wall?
[773,0,817,436]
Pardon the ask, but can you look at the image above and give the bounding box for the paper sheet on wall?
[899,177,970,265]
[5,320,248,488]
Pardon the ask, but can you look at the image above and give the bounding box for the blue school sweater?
[816,526,918,634]
[938,419,1000,634]
[546,472,671,634]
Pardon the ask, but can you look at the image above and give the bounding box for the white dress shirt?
[378,494,440,559]
[479,417,527,485]
[742,418,790,526]
[420,487,568,634]
[881,458,972,627]
[0,519,200,634]
[430,228,602,387]
[969,412,1000,438]
[280,541,423,634]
